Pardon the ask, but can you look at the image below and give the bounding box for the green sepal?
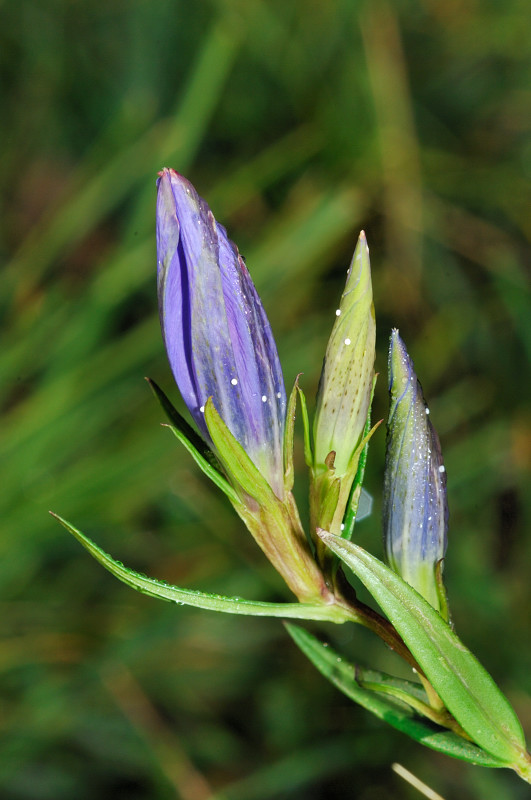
[355,671,454,728]
[283,376,300,492]
[204,398,277,507]
[50,513,347,622]
[161,421,240,506]
[286,624,506,768]
[355,665,429,704]
[296,383,312,467]
[342,375,377,540]
[317,531,528,765]
[312,421,381,541]
[435,558,451,624]
[147,378,222,472]
[343,418,381,489]
[314,468,341,532]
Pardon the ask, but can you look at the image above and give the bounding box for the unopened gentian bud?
[383,329,448,613]
[311,232,376,537]
[157,168,286,498]
[156,168,330,604]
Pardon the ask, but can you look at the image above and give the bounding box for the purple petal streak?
[383,330,448,611]
[156,168,286,496]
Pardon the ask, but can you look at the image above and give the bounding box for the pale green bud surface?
[313,231,376,478]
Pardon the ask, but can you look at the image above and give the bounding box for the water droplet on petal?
[335,309,341,316]
[344,338,351,346]
[261,395,267,403]
[438,465,445,473]
[199,405,205,413]
[231,378,238,386]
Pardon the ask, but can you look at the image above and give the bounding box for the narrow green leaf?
[296,384,313,467]
[356,666,429,704]
[146,377,221,471]
[286,624,505,768]
[163,424,240,505]
[356,677,448,728]
[342,375,376,540]
[204,398,277,507]
[435,558,450,624]
[283,376,299,492]
[147,378,240,503]
[50,513,346,622]
[318,531,527,764]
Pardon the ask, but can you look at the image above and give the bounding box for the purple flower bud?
[383,330,448,612]
[156,168,286,497]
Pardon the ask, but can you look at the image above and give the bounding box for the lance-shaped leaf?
[286,624,506,768]
[383,330,448,613]
[317,531,530,769]
[157,168,286,497]
[50,513,350,623]
[146,378,240,503]
[313,231,375,480]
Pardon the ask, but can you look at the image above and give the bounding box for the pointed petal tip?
[359,230,369,251]
[355,229,369,253]
[388,331,414,393]
[156,168,194,193]
[389,329,409,363]
[156,167,173,188]
[157,166,181,179]
[389,327,401,345]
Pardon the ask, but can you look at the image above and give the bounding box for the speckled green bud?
[313,231,376,478]
[310,232,376,551]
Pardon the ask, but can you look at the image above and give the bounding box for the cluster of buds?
[156,168,447,611]
[54,168,531,783]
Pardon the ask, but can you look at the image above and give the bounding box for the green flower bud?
[311,232,376,543]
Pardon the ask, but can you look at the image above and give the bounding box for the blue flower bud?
[156,168,287,498]
[383,330,448,613]
[156,169,331,603]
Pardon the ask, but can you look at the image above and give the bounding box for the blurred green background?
[1,0,530,797]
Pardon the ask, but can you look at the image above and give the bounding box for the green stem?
[329,571,421,672]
